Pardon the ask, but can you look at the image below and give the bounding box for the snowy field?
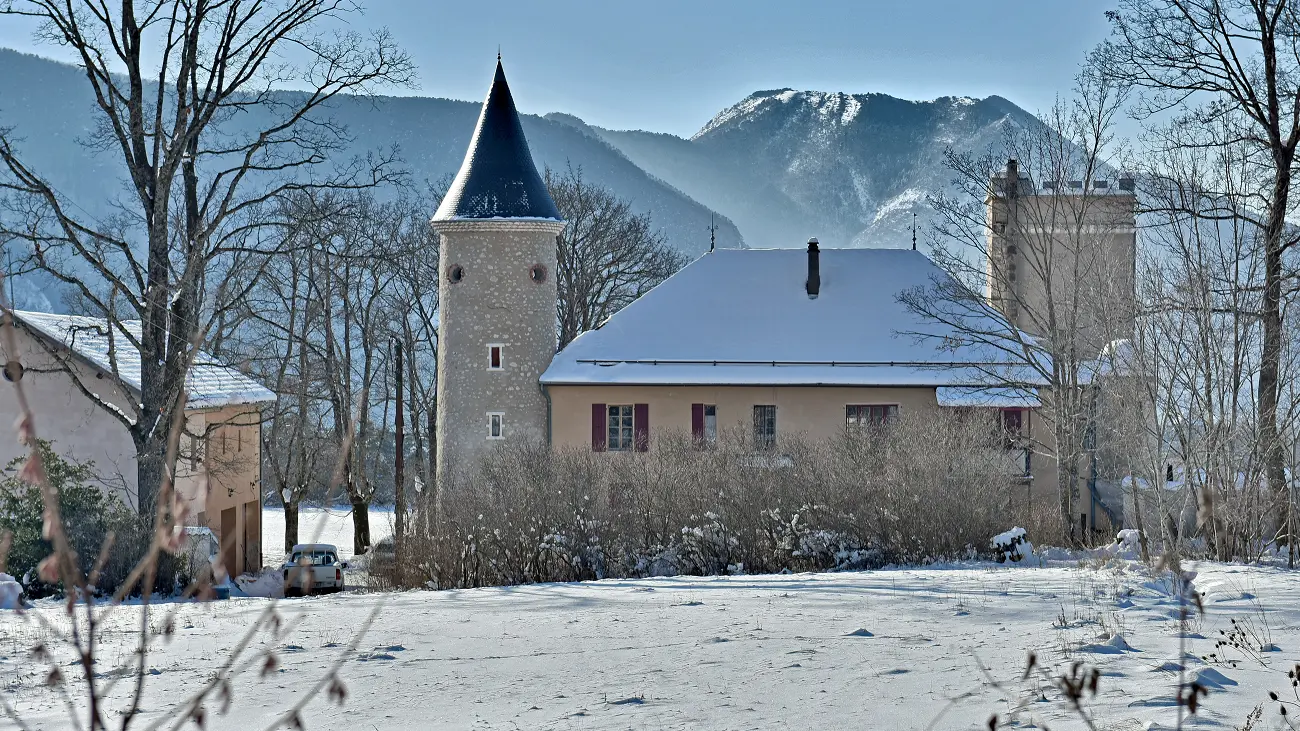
[261,505,395,565]
[3,560,1298,730]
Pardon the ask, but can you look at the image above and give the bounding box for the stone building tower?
[431,59,565,487]
[986,158,1137,357]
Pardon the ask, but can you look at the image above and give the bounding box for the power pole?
[393,338,405,564]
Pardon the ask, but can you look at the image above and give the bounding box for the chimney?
[1004,158,1019,196]
[805,238,820,299]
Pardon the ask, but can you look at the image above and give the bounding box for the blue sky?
[0,1,1116,138]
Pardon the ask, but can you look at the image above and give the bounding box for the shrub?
[0,441,176,598]
[409,409,1031,589]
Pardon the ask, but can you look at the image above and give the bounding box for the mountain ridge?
[0,48,1049,310]
[0,48,743,311]
[598,87,1044,249]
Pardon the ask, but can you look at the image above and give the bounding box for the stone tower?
[986,159,1137,357]
[431,59,565,487]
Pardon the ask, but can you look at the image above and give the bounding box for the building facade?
[0,311,273,577]
[986,158,1138,357]
[431,66,1089,519]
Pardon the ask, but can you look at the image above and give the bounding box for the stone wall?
[433,219,565,486]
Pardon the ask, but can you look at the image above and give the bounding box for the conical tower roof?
[433,60,561,221]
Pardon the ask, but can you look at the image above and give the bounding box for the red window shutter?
[691,403,705,441]
[591,403,607,452]
[634,403,649,452]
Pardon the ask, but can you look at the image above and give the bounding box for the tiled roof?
[14,311,275,409]
[432,59,561,222]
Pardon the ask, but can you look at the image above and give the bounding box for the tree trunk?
[285,498,300,552]
[394,340,405,560]
[351,499,371,556]
[1260,158,1289,538]
[135,433,167,516]
[1128,470,1151,563]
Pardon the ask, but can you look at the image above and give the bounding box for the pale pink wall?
[0,325,139,506]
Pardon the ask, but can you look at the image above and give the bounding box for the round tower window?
[447,264,464,283]
[3,360,23,383]
[529,264,548,283]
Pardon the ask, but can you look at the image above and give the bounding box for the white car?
[282,543,345,596]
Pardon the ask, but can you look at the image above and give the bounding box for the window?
[447,264,464,283]
[487,344,503,370]
[1002,408,1024,449]
[529,264,548,283]
[691,404,718,446]
[291,550,337,566]
[2,361,22,382]
[607,405,634,451]
[752,405,776,451]
[846,404,898,428]
[487,412,504,440]
[188,434,202,471]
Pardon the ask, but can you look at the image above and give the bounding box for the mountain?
[0,50,743,309]
[0,49,1050,312]
[596,89,1045,250]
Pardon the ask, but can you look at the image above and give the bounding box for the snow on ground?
[261,505,394,566]
[3,561,1298,730]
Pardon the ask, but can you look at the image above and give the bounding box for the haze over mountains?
[591,90,1040,250]
[0,49,1042,308]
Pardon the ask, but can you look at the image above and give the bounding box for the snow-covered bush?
[418,410,1028,589]
[0,572,22,610]
[991,527,1034,563]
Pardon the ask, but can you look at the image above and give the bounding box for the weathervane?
[912,213,917,251]
[708,214,717,252]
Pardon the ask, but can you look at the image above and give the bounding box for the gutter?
[540,382,553,446]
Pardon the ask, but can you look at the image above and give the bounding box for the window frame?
[752,405,777,451]
[846,403,899,429]
[1001,408,1025,450]
[487,344,504,371]
[487,411,505,440]
[607,404,635,451]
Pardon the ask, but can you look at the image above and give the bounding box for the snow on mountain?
[600,89,1046,249]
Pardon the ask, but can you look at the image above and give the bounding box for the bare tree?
[547,164,687,349]
[224,191,435,556]
[223,193,343,551]
[382,206,439,558]
[900,75,1135,543]
[0,0,414,513]
[1102,111,1300,562]
[1098,0,1300,533]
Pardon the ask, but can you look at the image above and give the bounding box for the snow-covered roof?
[542,248,1042,387]
[432,60,561,222]
[14,310,276,409]
[935,387,1040,408]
